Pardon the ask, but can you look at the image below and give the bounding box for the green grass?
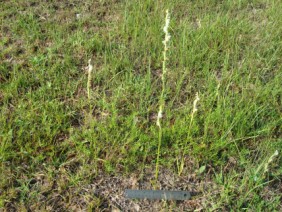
[0,0,281,210]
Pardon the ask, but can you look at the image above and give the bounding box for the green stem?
[155,125,162,180]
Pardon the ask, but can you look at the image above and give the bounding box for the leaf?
[197,165,206,174]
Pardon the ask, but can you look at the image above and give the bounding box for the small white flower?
[88,59,93,73]
[157,110,163,119]
[163,10,170,34]
[156,106,163,127]
[162,10,171,47]
[192,92,200,113]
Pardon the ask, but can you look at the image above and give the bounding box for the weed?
[87,59,93,100]
[178,92,200,175]
[155,9,171,181]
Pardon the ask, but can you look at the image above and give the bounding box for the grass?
[0,0,281,210]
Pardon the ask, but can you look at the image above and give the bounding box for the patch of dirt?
[86,168,210,211]
[3,166,215,211]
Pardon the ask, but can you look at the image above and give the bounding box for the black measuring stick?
[125,189,191,200]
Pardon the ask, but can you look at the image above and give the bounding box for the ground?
[0,0,281,211]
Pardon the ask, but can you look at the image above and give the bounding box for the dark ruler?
[125,189,191,200]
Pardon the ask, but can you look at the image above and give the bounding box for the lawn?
[0,0,281,211]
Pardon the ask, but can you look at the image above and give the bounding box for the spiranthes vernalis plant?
[178,92,200,175]
[155,9,171,180]
[254,149,279,181]
[87,59,93,100]
[263,150,279,175]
